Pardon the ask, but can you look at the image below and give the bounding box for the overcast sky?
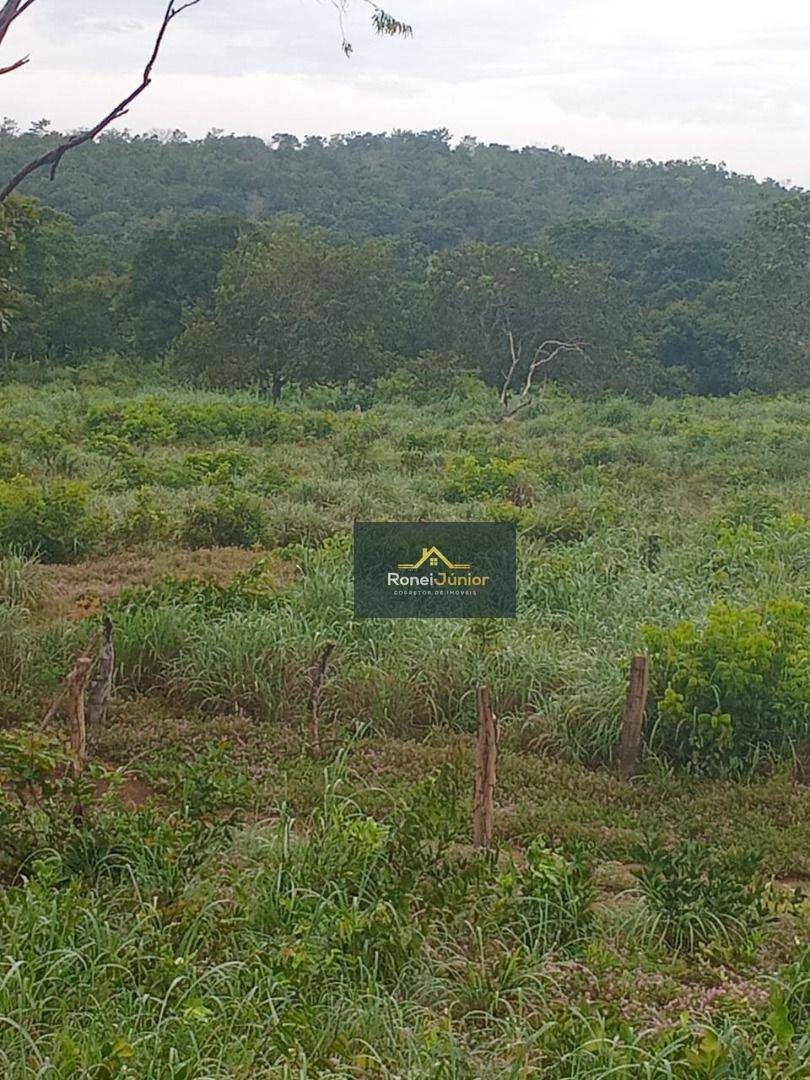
[7,0,810,186]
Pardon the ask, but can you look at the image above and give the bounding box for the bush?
[331,415,382,471]
[636,838,768,952]
[489,839,595,955]
[181,448,252,485]
[87,397,296,445]
[443,454,529,502]
[644,599,810,775]
[109,487,175,547]
[180,488,267,549]
[0,477,101,562]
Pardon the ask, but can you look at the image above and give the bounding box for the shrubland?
[0,372,808,1075]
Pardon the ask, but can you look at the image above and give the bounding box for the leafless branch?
[0,0,200,201]
[1,0,411,200]
[0,54,26,74]
[498,324,522,416]
[500,336,588,420]
[0,0,36,76]
[0,0,34,45]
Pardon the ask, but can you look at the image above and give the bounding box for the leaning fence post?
[473,685,499,848]
[307,641,336,758]
[618,654,650,781]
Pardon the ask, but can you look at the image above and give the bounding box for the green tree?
[653,300,740,396]
[125,214,246,357]
[40,276,123,360]
[173,226,408,395]
[732,194,810,392]
[638,236,731,303]
[0,196,38,334]
[544,217,660,282]
[427,243,641,415]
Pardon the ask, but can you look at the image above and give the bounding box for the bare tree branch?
[0,0,36,76]
[0,0,36,35]
[0,0,411,201]
[500,337,588,420]
[0,54,26,74]
[0,0,200,201]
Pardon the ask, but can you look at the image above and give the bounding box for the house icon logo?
[397,546,472,571]
[353,521,516,619]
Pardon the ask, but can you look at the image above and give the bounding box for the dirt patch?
[94,770,157,809]
[41,547,268,620]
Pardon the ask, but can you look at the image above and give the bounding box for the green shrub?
[180,488,267,549]
[331,414,382,471]
[636,838,768,952]
[90,433,162,491]
[443,454,529,502]
[486,499,598,543]
[716,490,786,531]
[114,559,279,618]
[0,444,25,480]
[0,731,99,882]
[644,599,810,774]
[110,487,175,547]
[88,397,298,446]
[181,448,252,485]
[143,744,255,820]
[0,477,101,562]
[253,459,291,495]
[88,396,176,445]
[488,839,595,955]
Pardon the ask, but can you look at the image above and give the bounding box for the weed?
[636,837,769,953]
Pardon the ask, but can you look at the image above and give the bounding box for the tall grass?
[0,756,805,1077]
[0,551,44,609]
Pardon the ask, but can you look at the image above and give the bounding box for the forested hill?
[0,126,795,243]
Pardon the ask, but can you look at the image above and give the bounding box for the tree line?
[0,129,807,401]
[0,126,793,243]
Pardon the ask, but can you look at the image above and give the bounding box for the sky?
[6,0,810,187]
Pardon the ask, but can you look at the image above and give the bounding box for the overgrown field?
[1,373,809,1076]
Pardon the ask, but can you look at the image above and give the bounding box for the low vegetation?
[0,373,808,1074]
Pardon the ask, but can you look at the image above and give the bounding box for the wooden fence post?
[307,641,335,758]
[618,654,650,781]
[66,656,93,778]
[792,740,810,787]
[473,685,499,848]
[87,616,114,728]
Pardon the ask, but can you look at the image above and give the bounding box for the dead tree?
[618,655,650,781]
[307,641,336,758]
[500,334,587,420]
[473,685,499,848]
[87,617,115,728]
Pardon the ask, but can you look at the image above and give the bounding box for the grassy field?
[0,373,809,1076]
